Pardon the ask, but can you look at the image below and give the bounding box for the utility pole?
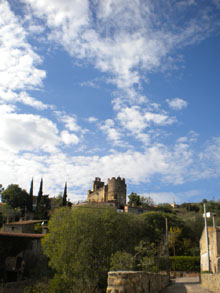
[165,217,170,278]
[203,203,210,272]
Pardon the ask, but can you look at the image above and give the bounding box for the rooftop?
[5,220,45,225]
[0,231,44,238]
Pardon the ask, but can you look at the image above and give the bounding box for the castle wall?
[87,186,106,203]
[107,177,126,207]
[87,177,126,207]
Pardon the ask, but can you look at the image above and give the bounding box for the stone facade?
[2,220,43,234]
[201,273,220,292]
[87,177,126,208]
[200,226,220,273]
[106,271,169,293]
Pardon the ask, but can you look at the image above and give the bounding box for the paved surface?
[162,277,215,293]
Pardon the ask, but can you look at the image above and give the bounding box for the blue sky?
[0,0,220,204]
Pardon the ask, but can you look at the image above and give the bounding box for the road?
[162,277,215,293]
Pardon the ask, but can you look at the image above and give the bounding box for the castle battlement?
[87,177,126,208]
[107,176,125,183]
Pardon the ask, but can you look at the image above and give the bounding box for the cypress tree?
[37,178,43,204]
[28,178,33,212]
[62,182,67,206]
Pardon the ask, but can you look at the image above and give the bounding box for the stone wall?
[106,271,169,293]
[87,177,126,208]
[201,273,220,292]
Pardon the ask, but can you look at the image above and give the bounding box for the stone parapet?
[201,273,220,292]
[106,271,169,293]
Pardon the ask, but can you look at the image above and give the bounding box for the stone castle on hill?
[87,177,126,208]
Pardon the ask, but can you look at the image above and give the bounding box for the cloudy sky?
[0,0,220,204]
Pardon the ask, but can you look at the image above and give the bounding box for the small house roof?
[0,231,44,238]
[5,220,44,225]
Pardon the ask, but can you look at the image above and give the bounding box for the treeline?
[0,182,68,225]
[34,205,203,292]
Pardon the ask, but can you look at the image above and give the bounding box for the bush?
[110,251,135,271]
[160,256,200,272]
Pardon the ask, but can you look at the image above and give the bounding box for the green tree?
[169,227,182,256]
[0,184,4,195]
[135,240,165,272]
[37,178,43,205]
[110,251,135,271]
[1,184,29,211]
[169,227,182,276]
[156,203,173,213]
[35,196,50,220]
[140,196,155,207]
[128,192,141,207]
[62,182,67,207]
[42,206,142,292]
[183,213,203,255]
[2,204,21,222]
[55,193,63,207]
[139,211,184,244]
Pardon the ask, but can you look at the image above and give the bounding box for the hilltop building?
[87,177,126,208]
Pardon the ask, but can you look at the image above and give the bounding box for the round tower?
[107,177,126,208]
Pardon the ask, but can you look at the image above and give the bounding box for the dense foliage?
[128,192,155,208]
[42,206,203,292]
[3,184,220,291]
[42,206,143,292]
[169,256,200,272]
[1,184,29,211]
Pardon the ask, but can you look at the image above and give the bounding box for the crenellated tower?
[107,177,126,208]
[87,176,126,208]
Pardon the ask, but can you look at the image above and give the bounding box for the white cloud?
[0,145,171,200]
[117,106,175,144]
[1,133,220,202]
[0,104,16,114]
[99,119,122,145]
[0,112,59,153]
[199,137,220,177]
[88,116,98,123]
[117,106,146,134]
[177,131,199,144]
[0,90,50,110]
[0,1,48,113]
[142,192,178,204]
[166,97,188,110]
[18,92,51,110]
[0,1,45,91]
[80,80,100,88]
[142,189,200,204]
[61,130,79,145]
[0,1,220,204]
[144,112,175,125]
[21,0,219,103]
[55,111,82,132]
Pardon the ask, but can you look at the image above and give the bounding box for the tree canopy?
[42,206,142,292]
[128,192,155,208]
[128,192,141,207]
[1,184,29,211]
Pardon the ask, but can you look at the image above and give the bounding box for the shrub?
[160,256,200,272]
